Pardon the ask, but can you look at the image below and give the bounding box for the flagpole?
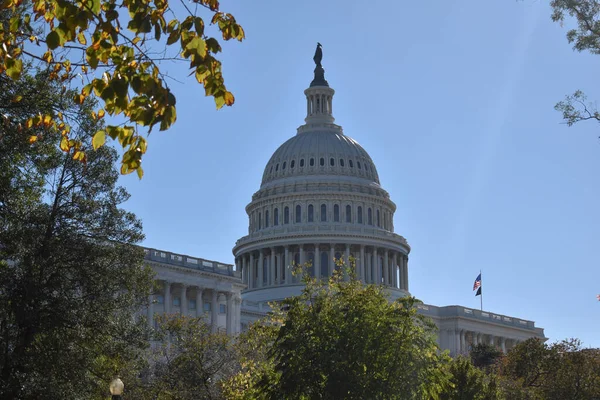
[480,269,483,311]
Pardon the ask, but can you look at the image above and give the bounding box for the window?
[204,302,211,312]
[357,161,362,169]
[300,159,305,167]
[346,205,352,222]
[330,157,335,166]
[376,209,380,227]
[156,295,164,304]
[290,160,295,168]
[321,204,327,222]
[295,205,301,223]
[189,299,197,310]
[220,304,227,314]
[365,163,369,171]
[308,204,314,222]
[368,208,373,225]
[320,157,325,166]
[284,207,290,224]
[320,252,329,278]
[310,158,315,166]
[265,210,269,228]
[334,204,340,222]
[274,208,279,225]
[349,160,354,168]
[258,212,262,230]
[358,206,363,224]
[282,161,287,170]
[340,159,345,167]
[275,163,279,171]
[173,296,181,307]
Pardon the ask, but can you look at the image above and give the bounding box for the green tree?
[223,264,452,400]
[551,1,600,132]
[0,0,244,177]
[470,343,503,370]
[130,314,237,400]
[440,356,499,400]
[0,68,154,399]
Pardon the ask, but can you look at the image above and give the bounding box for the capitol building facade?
[145,47,545,356]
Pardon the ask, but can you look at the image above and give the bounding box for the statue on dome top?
[313,42,323,67]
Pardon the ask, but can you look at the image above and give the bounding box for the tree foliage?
[440,356,499,400]
[0,68,154,399]
[0,0,244,177]
[222,264,452,400]
[470,343,503,370]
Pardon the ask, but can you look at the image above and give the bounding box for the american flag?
[473,273,481,291]
[596,294,600,301]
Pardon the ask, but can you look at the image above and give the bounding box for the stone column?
[345,244,351,280]
[383,249,389,286]
[460,330,466,354]
[500,337,506,353]
[249,253,254,289]
[181,285,188,315]
[211,289,218,333]
[164,281,171,313]
[147,294,154,329]
[403,255,409,291]
[393,253,399,288]
[314,243,321,279]
[299,244,305,266]
[196,287,204,318]
[359,245,366,283]
[258,250,264,288]
[279,250,284,284]
[242,256,247,285]
[489,335,495,346]
[366,248,371,283]
[270,248,276,286]
[226,293,233,335]
[284,246,291,284]
[329,244,335,275]
[455,329,461,355]
[373,248,379,284]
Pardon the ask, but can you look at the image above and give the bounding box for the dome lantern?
[303,43,336,126]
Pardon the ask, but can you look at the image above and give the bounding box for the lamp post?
[109,378,124,400]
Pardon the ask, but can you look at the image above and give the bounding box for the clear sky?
[120,0,600,347]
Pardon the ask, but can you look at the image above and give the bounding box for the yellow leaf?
[97,109,105,119]
[60,136,69,151]
[224,91,234,106]
[25,118,33,129]
[77,31,87,45]
[136,165,144,179]
[29,135,38,143]
[92,130,106,150]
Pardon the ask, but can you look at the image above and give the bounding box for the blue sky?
[120,1,600,347]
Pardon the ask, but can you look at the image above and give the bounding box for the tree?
[551,1,600,132]
[0,68,154,399]
[440,356,499,400]
[470,343,503,370]
[130,314,237,400]
[222,264,452,400]
[0,0,244,177]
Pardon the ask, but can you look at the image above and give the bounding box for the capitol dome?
[234,44,411,309]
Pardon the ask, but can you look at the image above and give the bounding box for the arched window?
[320,158,325,166]
[295,205,301,223]
[308,204,314,222]
[368,208,373,225]
[275,163,279,171]
[310,158,315,166]
[357,161,362,169]
[265,210,269,228]
[349,160,354,168]
[282,161,287,170]
[376,209,380,227]
[345,205,352,223]
[320,251,329,278]
[290,160,295,169]
[334,204,340,222]
[321,204,327,222]
[258,212,262,230]
[300,159,305,167]
[274,208,279,226]
[358,206,363,224]
[330,157,335,166]
[284,207,289,224]
[340,159,345,167]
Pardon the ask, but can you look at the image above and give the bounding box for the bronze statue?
[313,42,323,67]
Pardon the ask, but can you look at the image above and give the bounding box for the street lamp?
[109,378,124,400]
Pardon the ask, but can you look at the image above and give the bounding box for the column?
[329,244,335,276]
[489,335,495,346]
[455,329,461,355]
[211,289,218,333]
[500,337,506,353]
[383,249,389,286]
[235,258,241,282]
[299,244,305,267]
[258,250,264,288]
[242,256,247,285]
[279,250,284,284]
[345,244,350,280]
[403,255,409,291]
[373,248,379,284]
[359,245,365,283]
[393,253,399,288]
[249,253,254,289]
[270,248,276,286]
[460,330,466,355]
[226,293,233,335]
[195,287,204,318]
[164,281,171,313]
[234,296,241,334]
[147,294,154,329]
[181,285,188,315]
[284,246,291,284]
[314,243,321,280]
[366,248,371,283]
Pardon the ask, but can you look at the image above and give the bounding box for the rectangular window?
[204,302,211,312]
[173,296,181,306]
[156,294,164,304]
[189,299,196,310]
[220,304,227,314]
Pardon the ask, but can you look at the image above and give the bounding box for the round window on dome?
[339,159,345,167]
[320,158,325,166]
[349,160,353,168]
[310,158,315,166]
[290,160,295,168]
[300,159,305,167]
[282,161,287,170]
[330,158,335,167]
